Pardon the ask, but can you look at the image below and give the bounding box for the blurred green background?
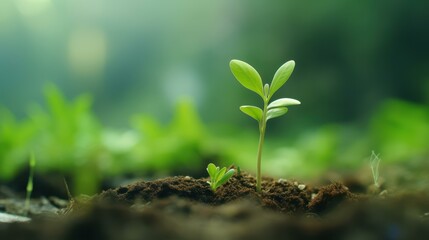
[1,0,428,194]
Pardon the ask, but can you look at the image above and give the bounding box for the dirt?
[1,172,429,240]
[95,173,344,213]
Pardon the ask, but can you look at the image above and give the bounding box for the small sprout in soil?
[206,163,235,192]
[369,151,381,189]
[236,165,242,176]
[25,152,36,215]
[230,59,300,192]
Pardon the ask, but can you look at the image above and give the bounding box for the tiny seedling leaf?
[240,105,263,122]
[217,169,235,186]
[370,151,381,187]
[206,163,235,192]
[230,60,264,98]
[216,167,227,183]
[269,60,295,99]
[266,107,288,121]
[207,163,217,180]
[268,98,301,109]
[263,84,270,98]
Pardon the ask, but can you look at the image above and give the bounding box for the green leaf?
[230,60,264,98]
[268,98,301,109]
[240,106,263,122]
[370,151,380,185]
[216,167,227,182]
[217,169,235,186]
[266,107,288,121]
[263,84,270,97]
[269,60,295,99]
[207,163,217,179]
[29,152,36,168]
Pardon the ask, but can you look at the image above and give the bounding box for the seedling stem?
[25,153,36,215]
[230,59,300,193]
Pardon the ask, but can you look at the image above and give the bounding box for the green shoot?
[370,151,381,188]
[230,59,300,192]
[25,152,36,215]
[206,163,235,192]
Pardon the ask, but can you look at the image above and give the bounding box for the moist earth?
[1,173,428,240]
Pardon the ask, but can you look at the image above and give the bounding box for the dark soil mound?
[1,173,429,240]
[96,173,355,213]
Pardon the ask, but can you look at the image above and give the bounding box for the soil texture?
[1,173,428,240]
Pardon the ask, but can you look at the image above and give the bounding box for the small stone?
[311,193,318,200]
[379,190,388,196]
[184,176,191,180]
[293,181,299,186]
[0,212,30,223]
[298,184,306,190]
[277,178,287,183]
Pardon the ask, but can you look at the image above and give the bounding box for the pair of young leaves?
[230,59,301,123]
[206,163,235,191]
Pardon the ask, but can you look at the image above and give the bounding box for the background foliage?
[0,0,428,194]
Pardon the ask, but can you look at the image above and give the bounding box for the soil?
[1,172,429,240]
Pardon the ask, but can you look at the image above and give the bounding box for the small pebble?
[293,181,298,186]
[0,212,30,223]
[184,176,191,180]
[277,178,287,183]
[379,190,388,196]
[311,193,318,200]
[298,184,306,190]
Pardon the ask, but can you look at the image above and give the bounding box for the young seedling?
[369,151,381,189]
[230,59,301,192]
[25,153,36,215]
[206,163,235,192]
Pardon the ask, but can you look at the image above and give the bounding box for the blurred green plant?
[369,151,381,189]
[25,153,36,214]
[206,163,235,192]
[0,107,37,179]
[0,85,104,194]
[230,59,300,192]
[132,99,214,176]
[29,85,104,194]
[370,100,429,163]
[0,87,227,194]
[1,82,428,196]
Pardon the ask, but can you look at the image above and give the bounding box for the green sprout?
[206,163,235,192]
[25,152,36,214]
[370,151,381,188]
[230,59,301,192]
